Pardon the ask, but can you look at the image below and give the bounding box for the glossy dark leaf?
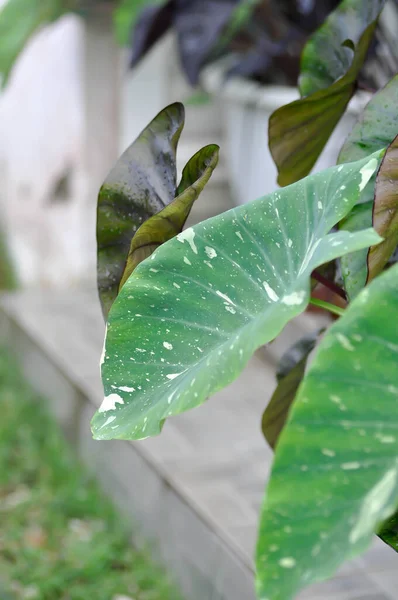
[119,144,219,287]
[174,0,239,85]
[97,102,184,318]
[269,0,385,186]
[368,133,398,283]
[129,1,175,69]
[262,329,323,450]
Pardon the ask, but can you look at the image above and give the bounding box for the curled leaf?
[97,102,185,318]
[119,144,219,287]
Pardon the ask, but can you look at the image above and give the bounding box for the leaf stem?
[309,297,345,317]
[312,269,347,300]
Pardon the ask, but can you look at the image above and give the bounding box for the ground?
[0,347,181,600]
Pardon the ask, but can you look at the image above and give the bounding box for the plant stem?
[312,269,347,300]
[309,297,345,317]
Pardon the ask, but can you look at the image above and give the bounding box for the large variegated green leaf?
[91,154,382,441]
[269,0,385,186]
[256,263,398,600]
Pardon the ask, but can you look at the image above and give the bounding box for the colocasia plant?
[91,1,398,599]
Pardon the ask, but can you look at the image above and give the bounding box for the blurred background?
[0,1,398,599]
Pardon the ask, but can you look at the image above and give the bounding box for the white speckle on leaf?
[236,231,244,242]
[263,282,279,302]
[216,290,236,306]
[282,291,306,306]
[118,386,135,393]
[225,305,237,314]
[350,466,398,543]
[98,393,124,413]
[279,557,296,568]
[359,158,378,191]
[204,260,214,269]
[375,433,396,444]
[173,282,181,289]
[183,256,192,265]
[100,415,116,428]
[336,333,354,351]
[322,449,336,457]
[166,373,183,380]
[341,462,360,470]
[163,342,173,350]
[288,239,293,247]
[205,246,217,259]
[136,348,146,353]
[318,201,323,209]
[329,394,346,411]
[149,268,158,273]
[177,228,198,254]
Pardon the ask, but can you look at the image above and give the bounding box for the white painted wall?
[0,14,88,286]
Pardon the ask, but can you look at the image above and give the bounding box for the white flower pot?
[202,64,371,205]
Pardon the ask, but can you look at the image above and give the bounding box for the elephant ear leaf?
[91,152,382,442]
[257,263,398,600]
[262,329,324,450]
[367,133,398,282]
[119,144,219,287]
[96,102,185,318]
[269,0,385,186]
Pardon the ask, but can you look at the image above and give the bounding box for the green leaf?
[299,0,385,97]
[339,201,373,299]
[338,75,398,297]
[256,263,398,600]
[379,510,398,552]
[91,153,382,441]
[0,0,67,85]
[368,133,398,282]
[119,144,219,288]
[262,329,323,450]
[269,0,385,187]
[96,102,184,318]
[338,74,398,163]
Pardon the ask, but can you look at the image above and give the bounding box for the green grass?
[0,348,181,600]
